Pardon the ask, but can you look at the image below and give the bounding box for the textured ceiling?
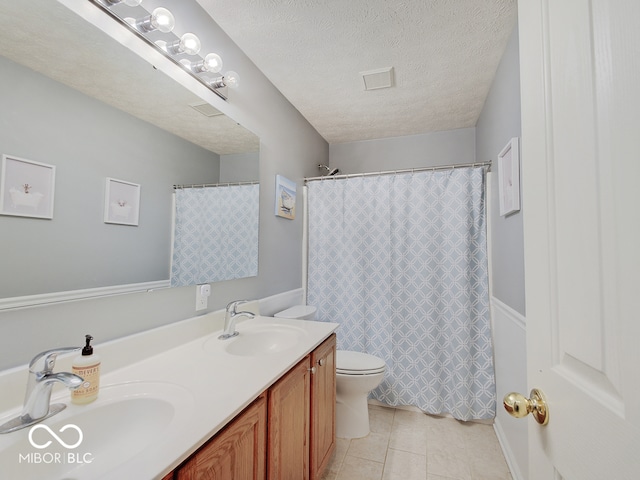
[196,0,518,144]
[0,0,258,155]
[1,0,517,150]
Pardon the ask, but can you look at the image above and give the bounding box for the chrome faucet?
[219,300,255,340]
[0,347,84,434]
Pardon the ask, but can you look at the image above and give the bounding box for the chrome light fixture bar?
[88,0,239,101]
[101,0,142,6]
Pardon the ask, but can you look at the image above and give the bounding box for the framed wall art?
[497,137,521,216]
[275,174,296,220]
[104,177,140,226]
[0,154,56,219]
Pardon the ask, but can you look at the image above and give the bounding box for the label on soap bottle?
[71,363,100,404]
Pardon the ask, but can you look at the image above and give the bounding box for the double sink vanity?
[0,308,338,479]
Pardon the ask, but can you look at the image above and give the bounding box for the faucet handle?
[28,347,80,374]
[226,300,249,314]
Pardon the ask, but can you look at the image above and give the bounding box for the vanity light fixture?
[158,33,202,56]
[208,70,240,90]
[132,7,175,33]
[100,0,142,6]
[89,0,236,100]
[190,53,223,74]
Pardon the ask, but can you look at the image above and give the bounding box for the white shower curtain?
[171,184,259,287]
[307,167,495,420]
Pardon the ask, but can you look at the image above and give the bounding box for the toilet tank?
[274,305,317,320]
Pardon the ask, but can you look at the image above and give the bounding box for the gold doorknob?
[503,388,549,425]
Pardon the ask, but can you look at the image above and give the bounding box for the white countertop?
[0,310,338,479]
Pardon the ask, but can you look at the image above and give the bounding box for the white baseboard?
[494,418,526,480]
[367,399,493,424]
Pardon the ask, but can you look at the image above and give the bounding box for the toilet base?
[336,392,371,439]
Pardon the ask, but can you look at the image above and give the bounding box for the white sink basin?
[226,325,306,356]
[204,321,307,357]
[0,381,193,480]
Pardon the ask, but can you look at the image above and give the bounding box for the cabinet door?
[175,394,267,480]
[268,356,311,480]
[310,334,336,480]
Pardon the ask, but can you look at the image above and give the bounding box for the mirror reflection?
[0,0,260,300]
[171,182,259,286]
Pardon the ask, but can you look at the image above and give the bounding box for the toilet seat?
[336,350,386,375]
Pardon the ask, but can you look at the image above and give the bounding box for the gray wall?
[476,25,528,480]
[220,152,260,183]
[0,1,327,370]
[0,56,221,298]
[329,127,476,173]
[476,31,526,316]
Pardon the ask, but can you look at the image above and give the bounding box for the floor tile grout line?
[327,404,512,480]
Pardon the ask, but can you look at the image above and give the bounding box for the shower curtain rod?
[173,180,258,189]
[304,161,492,183]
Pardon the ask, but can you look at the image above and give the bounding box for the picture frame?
[0,154,56,219]
[275,174,296,220]
[104,177,140,226]
[497,137,520,216]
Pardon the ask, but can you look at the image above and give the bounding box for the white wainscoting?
[491,295,528,480]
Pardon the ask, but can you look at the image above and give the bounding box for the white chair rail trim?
[0,280,171,311]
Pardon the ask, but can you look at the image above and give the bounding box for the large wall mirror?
[0,0,260,303]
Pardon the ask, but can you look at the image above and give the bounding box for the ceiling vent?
[360,67,394,91]
[189,101,224,117]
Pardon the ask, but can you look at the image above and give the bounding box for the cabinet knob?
[317,358,325,367]
[308,367,317,374]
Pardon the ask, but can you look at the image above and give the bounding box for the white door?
[518,0,640,479]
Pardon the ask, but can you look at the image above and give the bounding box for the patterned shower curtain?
[171,184,259,287]
[307,167,495,420]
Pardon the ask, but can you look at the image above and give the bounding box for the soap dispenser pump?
[71,334,101,404]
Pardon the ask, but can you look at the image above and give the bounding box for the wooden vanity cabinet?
[174,394,267,480]
[167,334,336,480]
[310,333,336,480]
[267,333,336,480]
[267,356,311,479]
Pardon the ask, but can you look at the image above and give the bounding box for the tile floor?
[321,404,512,480]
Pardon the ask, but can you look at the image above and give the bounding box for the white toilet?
[334,350,386,438]
[274,305,387,439]
[273,305,318,320]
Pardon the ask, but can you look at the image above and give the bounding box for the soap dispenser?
[71,334,101,404]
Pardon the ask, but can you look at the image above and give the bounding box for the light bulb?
[203,53,223,73]
[191,53,223,74]
[136,7,175,33]
[179,33,201,55]
[224,71,240,90]
[165,33,201,56]
[208,71,240,90]
[151,8,175,33]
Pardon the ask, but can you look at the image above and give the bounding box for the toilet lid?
[274,305,316,319]
[336,350,386,375]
